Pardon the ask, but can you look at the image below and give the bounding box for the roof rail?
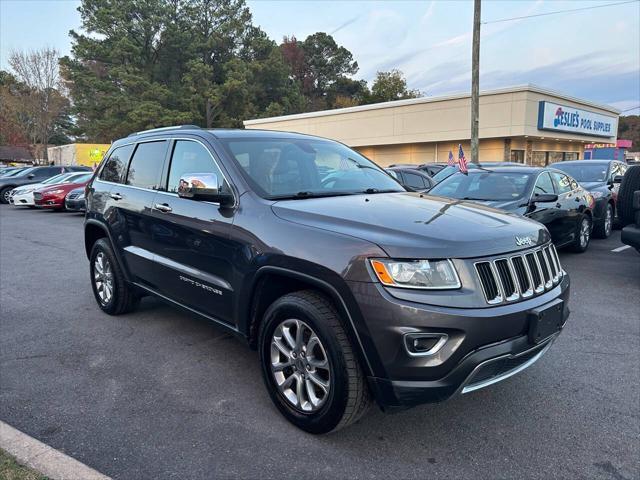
[128,125,202,137]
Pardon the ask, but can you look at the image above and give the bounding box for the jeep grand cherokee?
[84,126,570,433]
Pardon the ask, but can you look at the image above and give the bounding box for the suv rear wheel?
[89,238,140,315]
[258,290,370,434]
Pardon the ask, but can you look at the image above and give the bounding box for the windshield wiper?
[360,188,402,194]
[270,191,355,200]
[461,196,489,201]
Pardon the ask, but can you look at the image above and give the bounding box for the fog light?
[404,333,448,357]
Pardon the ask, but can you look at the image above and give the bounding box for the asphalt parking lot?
[1,204,638,480]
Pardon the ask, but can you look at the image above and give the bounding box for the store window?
[531,152,547,167]
[564,152,579,161]
[510,150,525,163]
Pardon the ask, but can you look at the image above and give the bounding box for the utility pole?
[471,0,481,164]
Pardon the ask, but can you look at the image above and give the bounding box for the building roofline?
[244,84,620,126]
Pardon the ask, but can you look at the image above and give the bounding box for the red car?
[34,172,93,210]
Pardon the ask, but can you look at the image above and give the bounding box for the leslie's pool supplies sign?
[538,101,617,138]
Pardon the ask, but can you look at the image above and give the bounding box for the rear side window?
[552,172,573,194]
[167,140,225,193]
[403,172,427,189]
[100,144,134,183]
[126,141,167,189]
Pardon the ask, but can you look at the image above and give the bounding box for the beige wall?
[245,86,618,148]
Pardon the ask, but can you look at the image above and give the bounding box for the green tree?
[61,0,302,140]
[618,115,640,150]
[366,69,422,104]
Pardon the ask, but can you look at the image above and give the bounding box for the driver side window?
[534,172,555,195]
[167,140,226,194]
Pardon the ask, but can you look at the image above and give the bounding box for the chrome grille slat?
[475,244,563,305]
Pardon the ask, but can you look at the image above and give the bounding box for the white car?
[10,172,91,207]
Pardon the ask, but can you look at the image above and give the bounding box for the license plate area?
[528,299,564,345]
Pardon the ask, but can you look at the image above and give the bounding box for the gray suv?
[84,126,570,433]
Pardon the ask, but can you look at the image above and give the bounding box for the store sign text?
[537,101,617,138]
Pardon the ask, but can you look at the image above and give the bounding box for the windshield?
[220,138,404,199]
[432,166,459,183]
[553,163,608,182]
[43,173,73,185]
[430,171,534,201]
[70,173,92,183]
[4,168,30,177]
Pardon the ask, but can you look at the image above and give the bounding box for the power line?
[482,0,639,25]
[621,105,640,112]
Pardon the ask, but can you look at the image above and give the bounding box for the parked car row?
[0,165,91,210]
[385,158,631,253]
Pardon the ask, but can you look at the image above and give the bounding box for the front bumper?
[35,195,64,208]
[11,192,35,206]
[65,197,86,211]
[349,273,570,409]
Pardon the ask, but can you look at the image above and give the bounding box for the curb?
[0,420,112,480]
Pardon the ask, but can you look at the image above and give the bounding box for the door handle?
[110,192,122,201]
[154,203,172,213]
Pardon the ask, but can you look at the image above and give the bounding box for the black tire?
[258,290,370,434]
[594,203,613,239]
[618,166,640,227]
[89,238,140,315]
[570,214,592,253]
[0,186,14,204]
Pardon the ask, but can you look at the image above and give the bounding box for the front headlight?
[47,189,65,194]
[370,259,461,289]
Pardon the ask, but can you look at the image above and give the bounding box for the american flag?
[447,150,455,166]
[458,144,468,174]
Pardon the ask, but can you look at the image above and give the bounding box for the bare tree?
[8,47,67,162]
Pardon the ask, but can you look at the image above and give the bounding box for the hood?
[272,192,549,259]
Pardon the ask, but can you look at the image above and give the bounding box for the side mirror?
[612,175,624,184]
[531,193,558,204]
[177,172,233,206]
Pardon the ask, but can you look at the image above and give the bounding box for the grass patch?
[0,449,48,480]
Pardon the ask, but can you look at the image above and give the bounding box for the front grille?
[474,244,563,305]
[68,192,80,200]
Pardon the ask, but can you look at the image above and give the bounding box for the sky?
[1,0,639,114]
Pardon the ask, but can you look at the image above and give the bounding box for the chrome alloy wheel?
[270,319,331,412]
[93,252,114,304]
[604,206,612,236]
[580,217,591,248]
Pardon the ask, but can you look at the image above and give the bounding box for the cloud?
[415,51,640,109]
[420,1,435,26]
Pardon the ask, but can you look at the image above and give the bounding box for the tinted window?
[167,141,225,193]
[100,145,134,183]
[552,172,573,194]
[430,171,533,201]
[33,167,62,179]
[126,142,166,189]
[534,172,555,195]
[554,163,608,182]
[404,172,426,189]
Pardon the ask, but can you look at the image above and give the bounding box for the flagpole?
[471,0,481,164]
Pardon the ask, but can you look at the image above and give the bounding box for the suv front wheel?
[89,238,140,315]
[258,290,370,434]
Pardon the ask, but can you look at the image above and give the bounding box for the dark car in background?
[429,166,594,252]
[34,172,93,210]
[389,162,447,177]
[83,126,570,433]
[0,165,91,204]
[65,187,87,212]
[386,166,434,192]
[551,160,627,238]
